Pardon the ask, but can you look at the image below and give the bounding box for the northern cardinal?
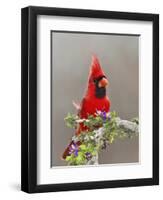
[62,55,111,159]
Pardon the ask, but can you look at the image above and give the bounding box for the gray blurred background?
[51,31,139,167]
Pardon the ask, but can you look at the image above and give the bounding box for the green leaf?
[79,144,87,151]
[65,156,72,161]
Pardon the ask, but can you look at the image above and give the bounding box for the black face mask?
[94,76,106,98]
[95,86,106,98]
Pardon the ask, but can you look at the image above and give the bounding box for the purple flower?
[85,152,92,160]
[100,111,107,121]
[69,142,78,157]
[107,114,111,121]
[96,110,111,121]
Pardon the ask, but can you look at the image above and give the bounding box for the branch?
[115,117,139,135]
[64,112,139,165]
[86,118,138,165]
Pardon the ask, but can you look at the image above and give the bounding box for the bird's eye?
[93,79,97,84]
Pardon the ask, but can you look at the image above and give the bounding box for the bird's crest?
[89,55,105,80]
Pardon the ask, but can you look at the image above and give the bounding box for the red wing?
[75,97,88,135]
[78,97,87,118]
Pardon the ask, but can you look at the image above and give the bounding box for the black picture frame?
[21,6,159,193]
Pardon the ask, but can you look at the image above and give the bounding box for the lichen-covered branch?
[64,111,138,166]
[116,117,139,135]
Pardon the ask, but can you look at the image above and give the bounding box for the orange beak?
[98,77,109,88]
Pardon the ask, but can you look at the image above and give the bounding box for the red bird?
[62,55,111,159]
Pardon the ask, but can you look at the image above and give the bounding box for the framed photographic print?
[21,6,159,193]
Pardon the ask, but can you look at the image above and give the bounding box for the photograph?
[51,31,139,167]
[21,6,159,193]
[0,0,161,198]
